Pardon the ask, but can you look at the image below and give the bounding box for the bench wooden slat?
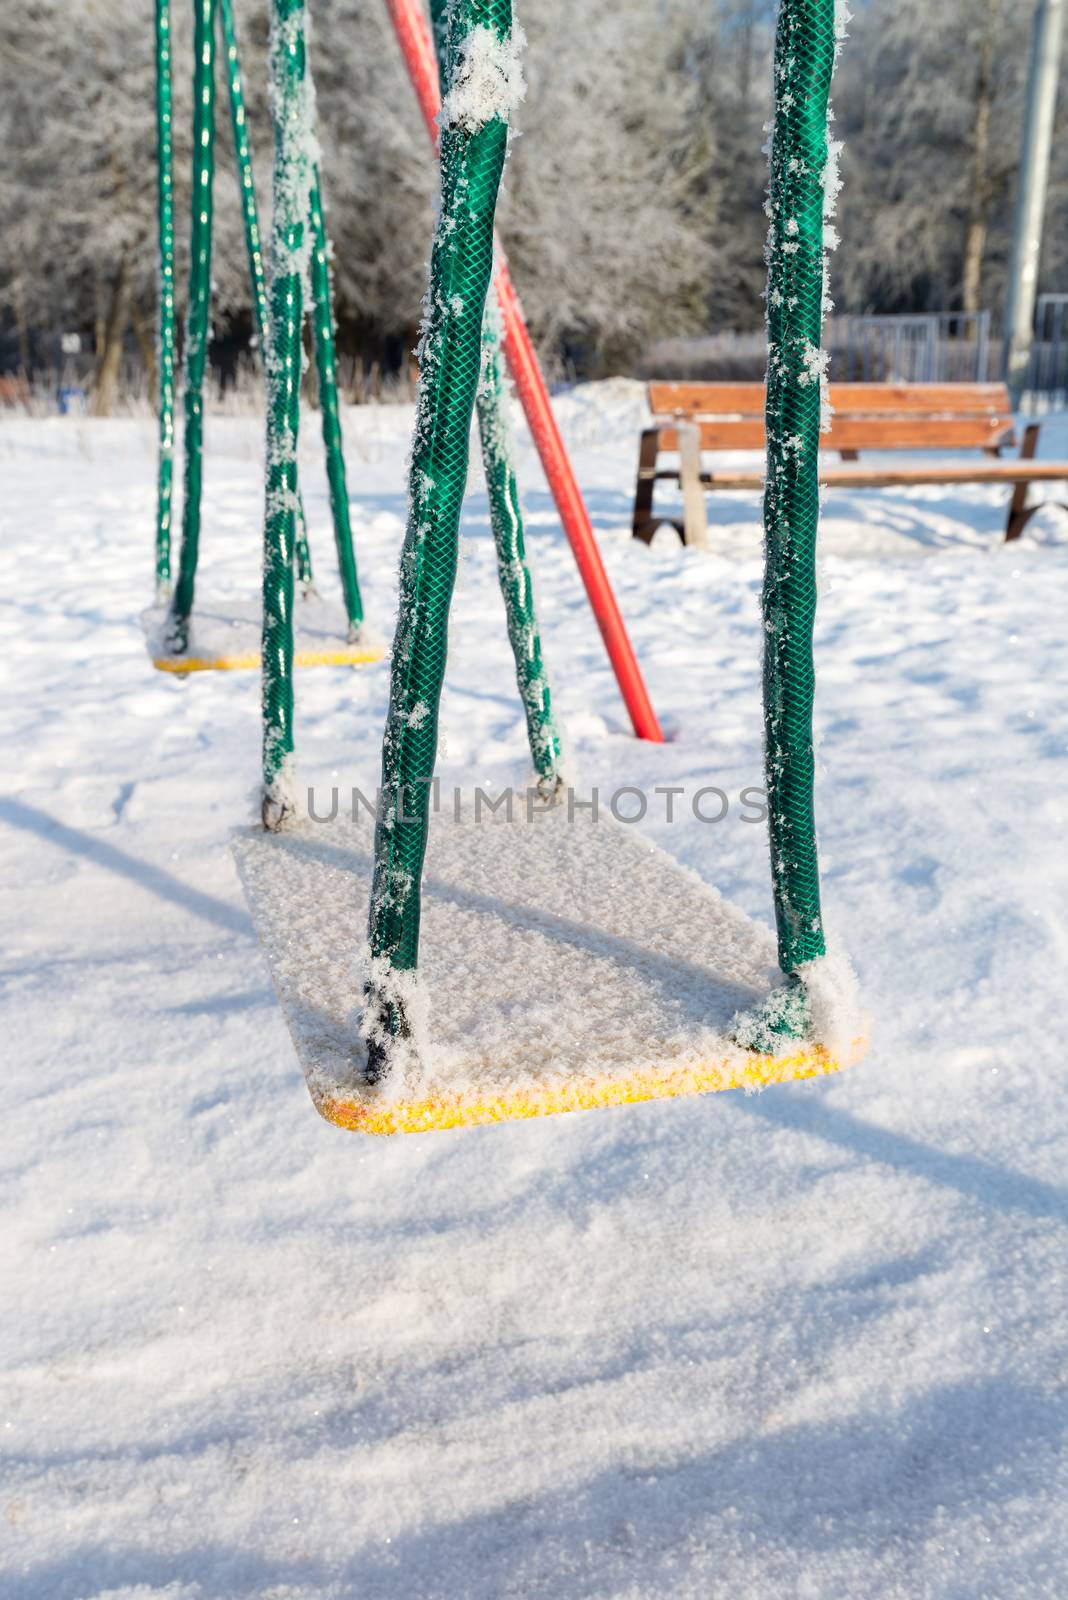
[694,462,1068,491]
[657,417,1016,453]
[648,381,1012,419]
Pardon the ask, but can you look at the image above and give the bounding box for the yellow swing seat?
[142,596,386,673]
[233,800,865,1136]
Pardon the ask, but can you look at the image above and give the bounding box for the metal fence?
[826,312,994,384]
[1028,295,1068,409]
[829,306,1068,409]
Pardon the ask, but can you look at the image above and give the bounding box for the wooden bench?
[632,381,1068,545]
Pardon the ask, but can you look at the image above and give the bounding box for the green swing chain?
[217,0,316,590]
[760,0,840,1011]
[154,0,176,603]
[429,0,562,794]
[260,0,313,827]
[168,0,217,652]
[365,0,519,1077]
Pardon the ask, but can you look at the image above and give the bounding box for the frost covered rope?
[219,0,267,343]
[429,0,562,792]
[754,0,842,1040]
[218,0,315,591]
[154,0,175,605]
[476,302,563,790]
[309,166,365,638]
[167,0,217,654]
[259,0,315,828]
[365,0,522,1080]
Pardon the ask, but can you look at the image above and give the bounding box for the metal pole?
[382,0,664,745]
[1003,0,1064,408]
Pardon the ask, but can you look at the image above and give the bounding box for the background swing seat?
[142,597,385,673]
[234,801,864,1136]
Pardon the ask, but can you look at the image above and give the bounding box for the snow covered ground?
[2,383,1067,1598]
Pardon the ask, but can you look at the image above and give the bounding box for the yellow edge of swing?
[312,1037,867,1137]
[152,644,386,673]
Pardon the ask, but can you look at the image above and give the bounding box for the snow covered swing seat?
[146,0,384,681]
[234,802,863,1136]
[142,598,385,675]
[233,0,866,1136]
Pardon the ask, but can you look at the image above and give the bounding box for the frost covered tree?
[0,0,177,406]
[671,0,778,331]
[308,0,436,372]
[497,0,712,372]
[0,0,265,407]
[2,0,715,384]
[4,0,1068,386]
[314,0,715,375]
[665,0,1068,325]
[832,0,1068,316]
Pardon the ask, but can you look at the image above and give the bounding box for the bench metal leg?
[632,427,661,543]
[1006,424,1039,541]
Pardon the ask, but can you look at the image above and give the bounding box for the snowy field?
[2,383,1068,1598]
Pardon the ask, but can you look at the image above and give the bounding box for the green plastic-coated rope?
[309,167,364,634]
[430,0,561,792]
[154,0,176,603]
[762,0,838,982]
[366,0,518,1075]
[218,0,314,590]
[475,300,563,790]
[218,0,267,338]
[168,0,217,652]
[260,0,313,827]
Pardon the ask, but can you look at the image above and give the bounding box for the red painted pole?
[382,0,664,743]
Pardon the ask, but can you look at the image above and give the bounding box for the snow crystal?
[796,942,867,1061]
[823,134,844,221]
[834,0,854,63]
[797,340,833,432]
[797,340,829,389]
[440,23,526,133]
[356,949,432,1105]
[261,748,302,832]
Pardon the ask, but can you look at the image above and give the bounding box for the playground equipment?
[236,0,863,1136]
[144,0,383,674]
